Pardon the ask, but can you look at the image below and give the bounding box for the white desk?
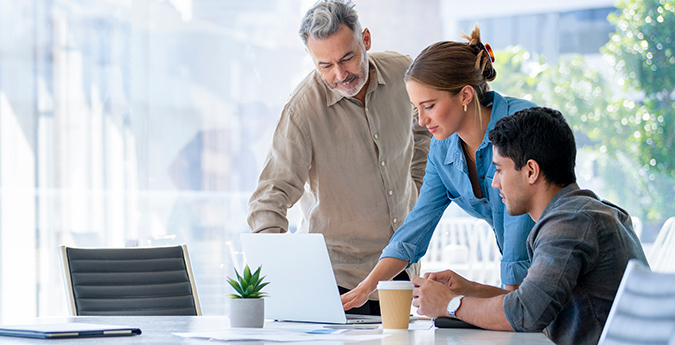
[0,316,554,344]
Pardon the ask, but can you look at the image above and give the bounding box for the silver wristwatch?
[446,295,464,318]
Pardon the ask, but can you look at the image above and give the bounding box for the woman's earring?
[463,104,467,112]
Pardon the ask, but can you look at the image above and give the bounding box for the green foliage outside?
[489,0,675,239]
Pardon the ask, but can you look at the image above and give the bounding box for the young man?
[247,0,430,315]
[412,107,647,344]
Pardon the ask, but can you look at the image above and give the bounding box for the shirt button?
[484,200,488,204]
[393,218,398,223]
[480,175,485,179]
[381,161,385,166]
[478,155,483,158]
[374,134,379,139]
[388,190,393,195]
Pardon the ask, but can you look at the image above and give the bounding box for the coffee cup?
[377,281,414,330]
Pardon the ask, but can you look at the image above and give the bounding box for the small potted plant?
[227,264,269,328]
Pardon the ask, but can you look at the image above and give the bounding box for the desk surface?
[0,316,554,344]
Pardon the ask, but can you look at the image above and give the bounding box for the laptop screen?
[240,233,373,324]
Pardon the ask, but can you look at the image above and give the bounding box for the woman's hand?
[341,284,371,311]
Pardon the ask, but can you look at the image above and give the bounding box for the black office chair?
[59,244,202,316]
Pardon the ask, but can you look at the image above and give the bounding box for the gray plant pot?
[229,298,265,328]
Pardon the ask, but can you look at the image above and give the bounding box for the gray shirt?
[248,51,431,291]
[503,183,648,345]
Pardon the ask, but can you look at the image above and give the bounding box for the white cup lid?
[377,280,414,290]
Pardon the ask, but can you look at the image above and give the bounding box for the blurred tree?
[604,0,675,224]
[490,0,675,238]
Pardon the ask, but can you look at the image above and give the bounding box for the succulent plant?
[227,264,269,299]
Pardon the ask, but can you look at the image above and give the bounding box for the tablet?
[0,323,141,339]
[434,317,481,329]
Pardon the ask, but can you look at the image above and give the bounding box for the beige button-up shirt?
[248,51,431,293]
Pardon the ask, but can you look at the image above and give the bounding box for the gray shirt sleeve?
[410,106,431,188]
[503,211,598,332]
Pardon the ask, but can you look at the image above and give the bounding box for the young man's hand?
[412,276,457,318]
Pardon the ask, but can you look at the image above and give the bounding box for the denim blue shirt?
[380,91,536,285]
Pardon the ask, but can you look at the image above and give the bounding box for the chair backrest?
[421,218,501,286]
[469,219,502,286]
[598,259,675,345]
[59,244,202,316]
[648,217,675,273]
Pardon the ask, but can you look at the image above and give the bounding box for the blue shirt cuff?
[380,241,418,268]
[500,259,530,285]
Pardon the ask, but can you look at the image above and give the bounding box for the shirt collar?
[325,54,383,107]
[539,182,581,219]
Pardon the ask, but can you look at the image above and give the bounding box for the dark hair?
[404,25,496,105]
[488,107,577,186]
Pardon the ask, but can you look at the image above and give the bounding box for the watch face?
[447,296,462,314]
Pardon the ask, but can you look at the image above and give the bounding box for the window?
[1,0,671,321]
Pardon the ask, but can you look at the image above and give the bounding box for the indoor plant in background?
[227,265,269,328]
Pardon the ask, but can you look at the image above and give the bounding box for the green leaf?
[250,267,261,285]
[239,276,249,292]
[256,282,270,293]
[244,265,252,282]
[244,285,254,297]
[226,277,244,296]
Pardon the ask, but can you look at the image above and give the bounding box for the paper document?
[174,327,388,342]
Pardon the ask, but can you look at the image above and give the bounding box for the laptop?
[240,233,381,324]
[0,323,141,339]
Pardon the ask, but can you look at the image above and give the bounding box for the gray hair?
[299,0,363,46]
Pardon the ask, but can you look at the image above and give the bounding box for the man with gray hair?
[248,0,431,315]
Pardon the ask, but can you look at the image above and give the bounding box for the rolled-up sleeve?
[500,213,535,285]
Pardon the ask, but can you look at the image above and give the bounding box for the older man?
[247,0,430,315]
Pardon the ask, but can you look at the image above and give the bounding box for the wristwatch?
[446,295,464,318]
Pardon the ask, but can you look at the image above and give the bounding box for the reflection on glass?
[0,0,670,322]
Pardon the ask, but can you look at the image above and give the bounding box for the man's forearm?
[462,280,510,298]
[455,295,514,331]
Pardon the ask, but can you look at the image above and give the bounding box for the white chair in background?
[468,220,502,286]
[648,217,675,273]
[420,218,502,286]
[598,259,675,345]
[421,218,474,276]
